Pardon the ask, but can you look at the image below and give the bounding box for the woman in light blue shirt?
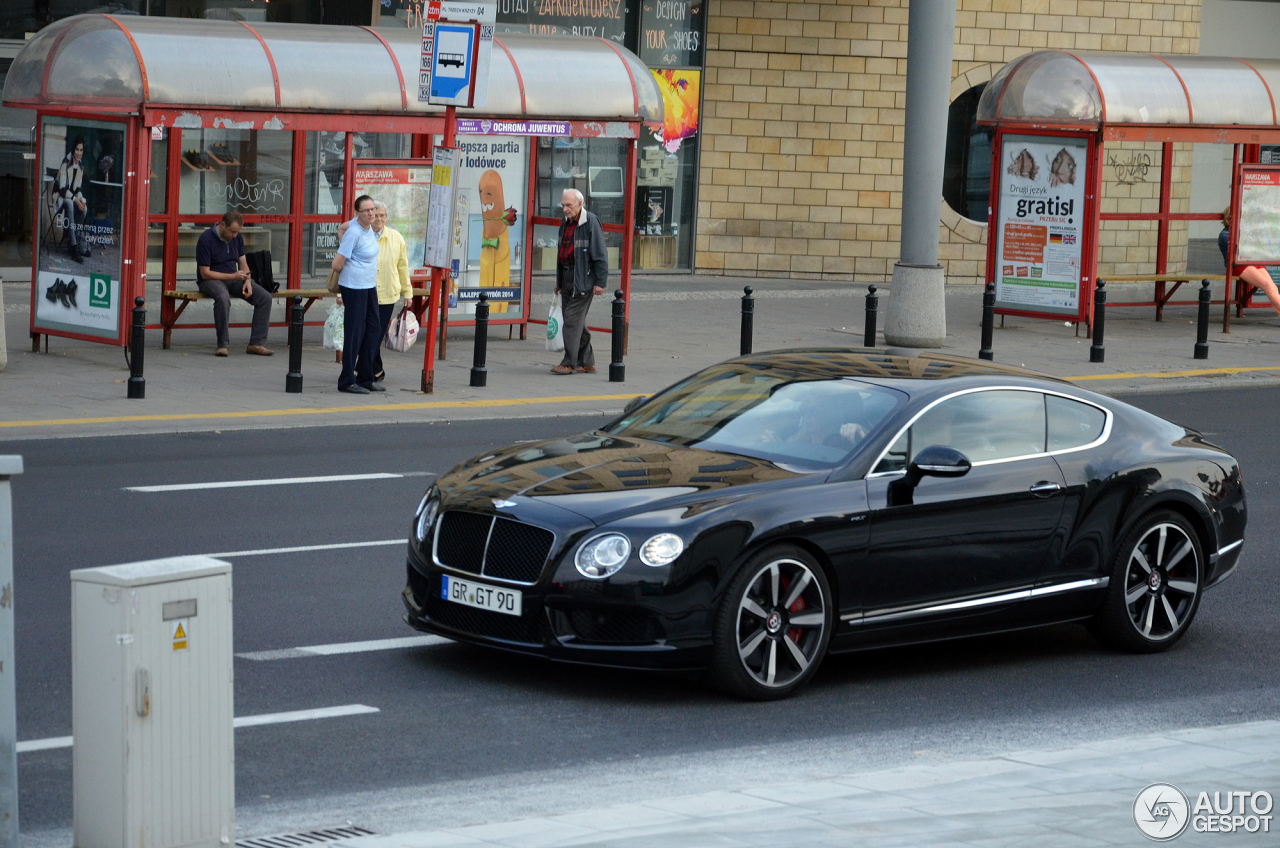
[331,195,383,393]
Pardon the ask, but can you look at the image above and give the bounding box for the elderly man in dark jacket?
[551,188,609,374]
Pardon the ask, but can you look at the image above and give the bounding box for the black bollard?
[286,294,304,393]
[863,285,878,347]
[1194,279,1211,360]
[979,280,995,361]
[470,292,489,388]
[1090,280,1107,363]
[740,286,754,356]
[127,296,146,399]
[609,289,625,383]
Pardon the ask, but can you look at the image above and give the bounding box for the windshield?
[604,370,904,469]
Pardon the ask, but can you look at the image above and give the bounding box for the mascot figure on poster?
[478,169,518,314]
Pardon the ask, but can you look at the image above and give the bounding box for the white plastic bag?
[323,303,344,351]
[546,300,565,352]
[384,306,420,353]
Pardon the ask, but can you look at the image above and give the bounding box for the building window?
[943,83,992,224]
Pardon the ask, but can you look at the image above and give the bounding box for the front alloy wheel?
[1093,511,1202,652]
[711,546,832,699]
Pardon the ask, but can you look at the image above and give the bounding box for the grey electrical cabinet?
[71,556,234,848]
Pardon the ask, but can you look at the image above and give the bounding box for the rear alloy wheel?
[710,546,832,700]
[1092,511,1202,653]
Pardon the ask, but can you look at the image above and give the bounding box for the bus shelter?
[977,51,1280,331]
[3,16,662,390]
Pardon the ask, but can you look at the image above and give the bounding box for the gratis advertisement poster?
[34,116,126,341]
[994,135,1087,317]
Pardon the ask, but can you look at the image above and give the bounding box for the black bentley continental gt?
[402,349,1246,699]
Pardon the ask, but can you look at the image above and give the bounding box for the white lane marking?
[126,473,420,493]
[16,736,73,753]
[207,539,404,558]
[233,704,380,728]
[17,704,380,753]
[237,635,450,661]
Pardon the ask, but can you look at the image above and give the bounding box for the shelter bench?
[1097,274,1233,322]
[160,287,432,349]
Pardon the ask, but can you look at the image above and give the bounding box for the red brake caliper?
[783,575,805,643]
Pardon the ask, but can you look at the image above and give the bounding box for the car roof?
[726,348,1068,390]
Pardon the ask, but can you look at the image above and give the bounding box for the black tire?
[1091,510,1203,653]
[709,545,833,700]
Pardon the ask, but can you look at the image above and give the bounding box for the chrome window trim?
[848,576,1110,624]
[430,509,555,587]
[865,385,1113,478]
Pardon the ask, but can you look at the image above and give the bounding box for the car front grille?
[434,510,555,585]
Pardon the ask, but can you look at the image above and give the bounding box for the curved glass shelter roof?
[2,14,663,124]
[977,50,1280,128]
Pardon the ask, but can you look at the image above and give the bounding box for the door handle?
[1030,481,1063,497]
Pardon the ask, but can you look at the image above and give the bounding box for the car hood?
[436,433,808,523]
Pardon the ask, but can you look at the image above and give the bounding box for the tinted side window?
[910,390,1047,463]
[1047,395,1106,451]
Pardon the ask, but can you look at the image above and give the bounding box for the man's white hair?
[561,187,584,205]
[372,200,387,210]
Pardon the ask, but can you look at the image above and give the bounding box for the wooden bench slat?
[164,288,431,300]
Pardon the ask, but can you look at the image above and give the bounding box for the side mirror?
[623,395,648,414]
[887,446,971,506]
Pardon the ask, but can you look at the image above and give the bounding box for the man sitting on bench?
[196,209,274,357]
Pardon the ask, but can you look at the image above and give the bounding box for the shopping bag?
[546,300,565,352]
[322,303,344,351]
[384,306,420,353]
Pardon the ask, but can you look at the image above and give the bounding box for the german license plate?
[441,574,523,617]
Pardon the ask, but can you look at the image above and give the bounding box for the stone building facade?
[694,0,1204,282]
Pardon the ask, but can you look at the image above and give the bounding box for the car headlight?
[575,533,632,579]
[639,533,683,567]
[415,493,440,542]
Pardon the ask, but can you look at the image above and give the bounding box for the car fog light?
[416,496,439,542]
[639,533,683,566]
[575,533,632,578]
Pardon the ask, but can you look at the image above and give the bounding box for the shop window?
[0,59,35,269]
[178,128,292,217]
[536,137,629,227]
[353,133,413,159]
[637,68,701,270]
[943,83,992,224]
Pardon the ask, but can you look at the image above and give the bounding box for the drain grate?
[236,826,374,848]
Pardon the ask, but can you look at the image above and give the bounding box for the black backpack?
[246,250,279,293]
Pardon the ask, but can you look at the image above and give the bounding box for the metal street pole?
[0,455,23,848]
[883,0,957,348]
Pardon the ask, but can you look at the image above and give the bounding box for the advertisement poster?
[639,0,704,67]
[451,135,526,316]
[649,69,700,154]
[1236,168,1280,264]
[354,164,433,269]
[994,135,1087,316]
[34,116,126,340]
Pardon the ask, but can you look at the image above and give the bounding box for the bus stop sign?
[418,1,494,109]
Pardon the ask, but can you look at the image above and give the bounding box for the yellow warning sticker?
[172,619,188,652]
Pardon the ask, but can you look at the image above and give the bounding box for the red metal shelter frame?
[24,106,645,392]
[11,19,659,395]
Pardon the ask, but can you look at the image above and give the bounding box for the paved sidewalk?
[5,275,1280,439]
[326,720,1278,847]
